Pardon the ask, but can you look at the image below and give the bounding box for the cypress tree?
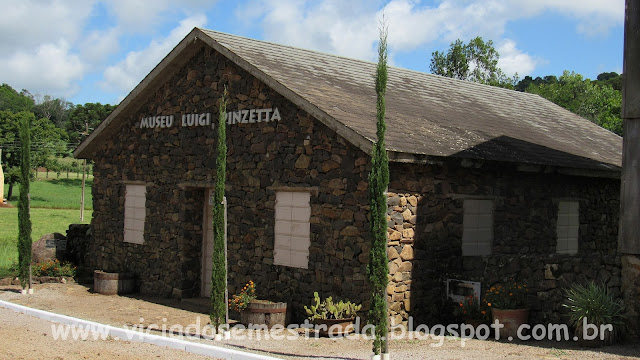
[367,24,389,355]
[210,87,228,332]
[17,113,32,290]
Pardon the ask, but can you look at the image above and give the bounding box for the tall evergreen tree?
[17,114,32,289]
[367,24,390,356]
[210,87,228,332]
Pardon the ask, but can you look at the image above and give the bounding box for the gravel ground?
[0,307,219,360]
[1,283,639,360]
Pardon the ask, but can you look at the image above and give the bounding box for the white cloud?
[249,0,379,61]
[0,0,95,53]
[243,0,623,78]
[100,14,207,94]
[0,0,95,97]
[102,0,218,33]
[497,39,543,77]
[81,27,121,64]
[1,40,86,97]
[103,0,171,31]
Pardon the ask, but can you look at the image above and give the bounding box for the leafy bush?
[454,295,488,320]
[32,259,76,277]
[228,280,256,312]
[484,280,528,309]
[563,281,624,343]
[304,292,362,320]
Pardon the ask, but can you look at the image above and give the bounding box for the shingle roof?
[76,28,622,173]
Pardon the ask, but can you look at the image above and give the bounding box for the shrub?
[32,259,76,277]
[304,292,362,320]
[228,280,256,312]
[563,281,624,344]
[484,280,528,309]
[454,295,488,320]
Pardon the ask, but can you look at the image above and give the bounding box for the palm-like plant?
[563,281,624,345]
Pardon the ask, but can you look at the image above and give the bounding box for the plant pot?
[491,308,529,339]
[464,319,486,328]
[314,318,356,337]
[240,300,287,328]
[93,270,135,295]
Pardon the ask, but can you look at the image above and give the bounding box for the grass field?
[1,177,93,277]
[4,178,93,209]
[0,208,92,271]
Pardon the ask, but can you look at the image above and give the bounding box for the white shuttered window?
[274,191,310,269]
[462,199,493,256]
[557,201,579,254]
[124,184,146,244]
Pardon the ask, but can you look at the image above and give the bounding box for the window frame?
[273,190,311,269]
[461,198,494,256]
[556,200,579,255]
[123,183,146,245]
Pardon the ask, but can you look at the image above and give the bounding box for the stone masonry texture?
[84,43,623,326]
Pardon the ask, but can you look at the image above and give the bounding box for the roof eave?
[74,28,207,159]
[388,150,621,179]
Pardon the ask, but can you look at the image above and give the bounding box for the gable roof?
[75,28,622,175]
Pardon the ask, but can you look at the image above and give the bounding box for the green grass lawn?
[0,208,92,273]
[4,178,93,209]
[1,177,93,276]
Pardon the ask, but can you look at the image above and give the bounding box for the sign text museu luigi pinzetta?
[139,107,282,129]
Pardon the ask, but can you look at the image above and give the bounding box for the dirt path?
[0,307,219,360]
[1,283,639,360]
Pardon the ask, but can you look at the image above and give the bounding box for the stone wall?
[386,160,621,327]
[85,40,623,327]
[66,224,91,267]
[87,44,371,320]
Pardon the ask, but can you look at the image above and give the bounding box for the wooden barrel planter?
[94,270,135,295]
[240,301,287,328]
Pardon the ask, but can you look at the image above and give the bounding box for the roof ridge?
[199,27,534,96]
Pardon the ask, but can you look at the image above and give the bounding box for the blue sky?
[0,0,625,106]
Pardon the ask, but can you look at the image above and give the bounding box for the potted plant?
[563,281,624,347]
[304,292,362,336]
[229,280,287,328]
[484,280,529,339]
[454,294,488,328]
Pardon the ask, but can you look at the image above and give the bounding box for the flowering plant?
[454,295,488,320]
[228,280,256,312]
[32,259,76,277]
[484,280,528,310]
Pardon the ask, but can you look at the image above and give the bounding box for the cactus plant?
[304,292,362,320]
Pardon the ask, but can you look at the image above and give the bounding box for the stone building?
[74,28,623,326]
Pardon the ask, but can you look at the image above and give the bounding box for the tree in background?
[1,111,68,199]
[367,24,390,356]
[0,84,34,112]
[33,95,73,129]
[66,103,116,145]
[17,114,32,290]
[525,71,622,135]
[210,87,228,332]
[429,37,517,88]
